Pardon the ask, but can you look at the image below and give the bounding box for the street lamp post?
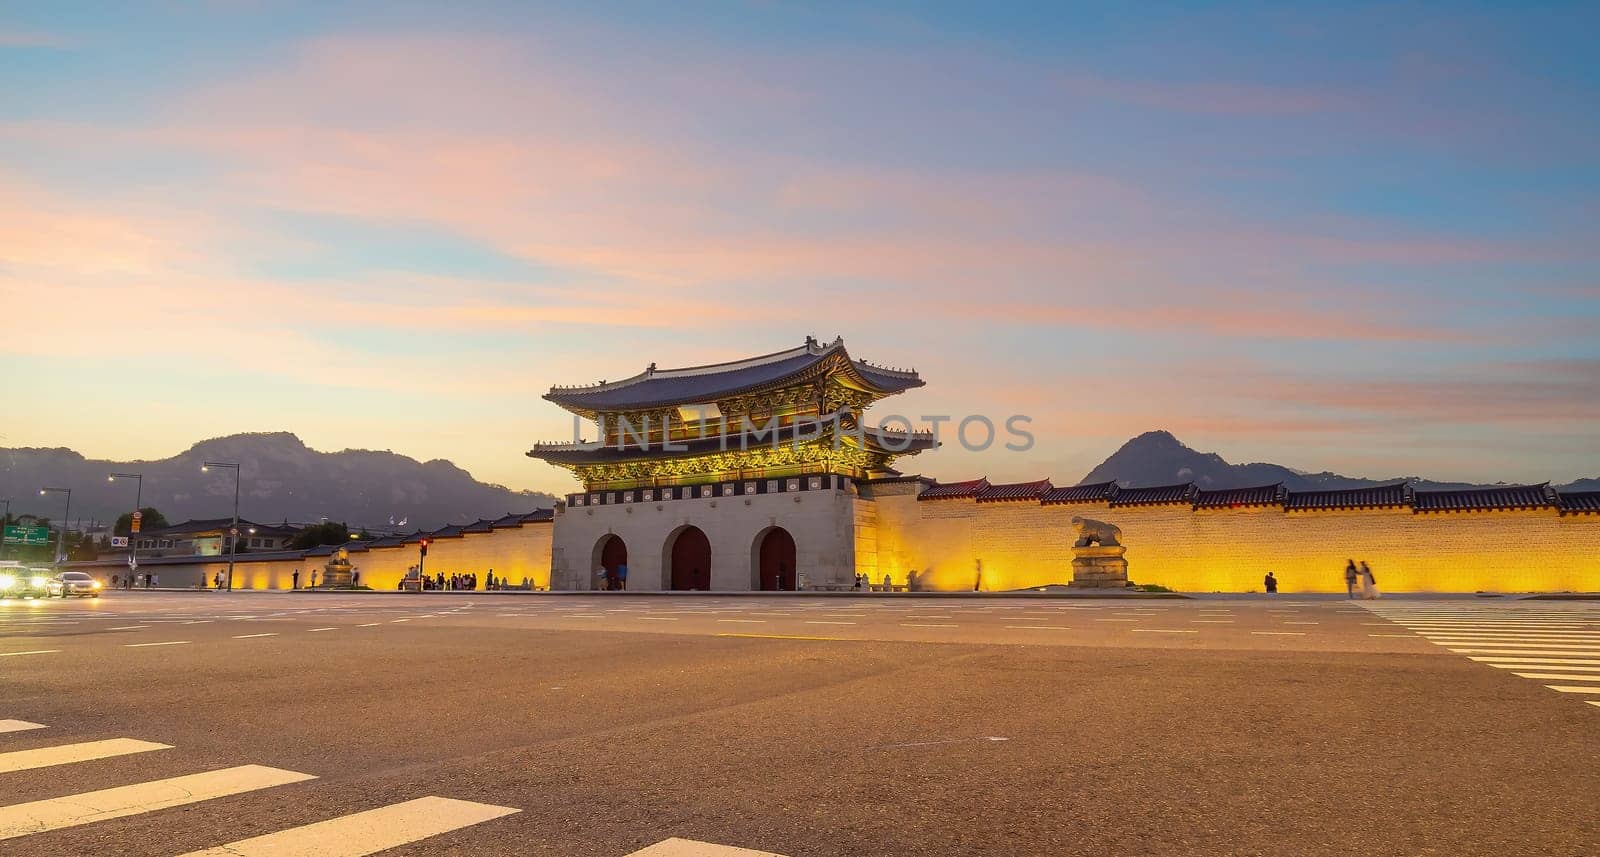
[109,473,143,588]
[201,462,240,591]
[0,498,10,561]
[39,487,71,566]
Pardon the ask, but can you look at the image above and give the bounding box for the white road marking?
[1131,629,1197,634]
[357,623,381,627]
[627,837,789,856]
[901,623,957,628]
[0,738,170,774]
[718,619,767,624]
[1512,672,1600,681]
[1451,649,1600,657]
[233,633,278,639]
[1546,685,1600,694]
[637,617,678,621]
[308,627,338,632]
[805,621,857,625]
[0,650,59,657]
[124,641,189,648]
[1003,625,1072,630]
[0,721,46,735]
[175,795,519,857]
[1191,620,1234,623]
[1251,632,1305,636]
[0,765,316,840]
[108,626,147,631]
[1472,657,1600,666]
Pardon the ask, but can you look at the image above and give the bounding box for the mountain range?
[4,430,1595,531]
[1,432,556,531]
[1080,430,1599,493]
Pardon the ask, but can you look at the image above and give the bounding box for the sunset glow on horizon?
[3,2,1597,492]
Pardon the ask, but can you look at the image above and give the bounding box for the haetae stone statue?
[322,547,355,589]
[1069,516,1129,588]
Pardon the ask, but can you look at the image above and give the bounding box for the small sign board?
[2,525,49,546]
[110,536,130,548]
[131,511,143,534]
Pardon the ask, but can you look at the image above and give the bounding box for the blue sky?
[2,2,1596,491]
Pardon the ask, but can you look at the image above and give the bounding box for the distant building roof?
[134,518,300,538]
[1193,484,1285,510]
[1285,483,1410,511]
[918,478,990,500]
[1109,483,1197,507]
[976,479,1053,503]
[1041,481,1117,506]
[1559,491,1600,515]
[461,519,496,534]
[1412,483,1555,512]
[542,337,922,412]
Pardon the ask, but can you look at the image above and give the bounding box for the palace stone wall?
[860,484,1600,593]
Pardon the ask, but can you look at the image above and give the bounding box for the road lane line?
[1512,672,1600,681]
[900,623,957,628]
[805,621,856,625]
[0,650,59,658]
[1251,632,1305,636]
[1545,685,1600,694]
[637,617,679,621]
[308,627,337,632]
[1003,626,1072,630]
[1472,657,1600,666]
[0,765,316,841]
[716,633,842,641]
[1452,649,1600,657]
[717,619,766,623]
[1191,620,1234,623]
[1131,629,1197,634]
[0,721,46,735]
[0,739,170,774]
[232,633,279,639]
[627,837,788,856]
[175,795,519,857]
[1368,634,1417,638]
[123,641,189,648]
[107,626,147,631]
[357,623,381,627]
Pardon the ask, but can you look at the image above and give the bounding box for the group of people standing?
[596,564,629,590]
[413,571,506,590]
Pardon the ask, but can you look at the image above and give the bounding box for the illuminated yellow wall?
[93,523,554,592]
[862,486,1600,593]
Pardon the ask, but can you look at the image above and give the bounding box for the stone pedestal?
[321,548,356,589]
[1070,544,1129,589]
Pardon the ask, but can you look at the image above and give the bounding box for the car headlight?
[30,577,47,587]
[0,575,14,590]
[92,581,103,588]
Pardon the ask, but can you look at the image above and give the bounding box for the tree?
[290,521,350,549]
[115,507,169,536]
[65,531,98,562]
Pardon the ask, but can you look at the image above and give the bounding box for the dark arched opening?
[668,526,712,591]
[597,534,628,591]
[755,527,797,591]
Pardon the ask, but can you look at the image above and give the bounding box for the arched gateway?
[667,526,712,590]
[754,527,797,591]
[595,534,627,590]
[532,337,933,590]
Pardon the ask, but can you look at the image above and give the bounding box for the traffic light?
[419,538,430,557]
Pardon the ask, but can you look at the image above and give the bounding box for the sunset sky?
[3,2,1597,493]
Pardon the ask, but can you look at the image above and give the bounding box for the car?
[48,571,102,598]
[0,569,52,599]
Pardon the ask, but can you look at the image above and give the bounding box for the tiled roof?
[544,337,922,410]
[425,524,467,539]
[303,541,367,556]
[976,479,1053,503]
[1285,483,1410,511]
[1557,491,1600,514]
[488,510,554,526]
[133,518,299,538]
[1193,483,1285,509]
[1041,481,1118,505]
[1109,483,1197,507]
[918,478,990,500]
[461,519,495,534]
[362,534,408,548]
[1412,483,1555,512]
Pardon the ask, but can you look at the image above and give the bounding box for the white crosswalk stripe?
[176,796,519,856]
[0,738,170,774]
[1365,601,1600,709]
[0,720,46,734]
[627,838,790,856]
[0,765,317,840]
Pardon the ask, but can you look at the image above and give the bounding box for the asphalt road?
[2,592,1597,856]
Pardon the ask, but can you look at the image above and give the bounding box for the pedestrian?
[1344,559,1359,599]
[616,563,628,591]
[352,570,360,588]
[111,574,120,588]
[595,566,608,590]
[214,571,224,590]
[1264,571,1278,594]
[1359,562,1380,600]
[486,570,495,590]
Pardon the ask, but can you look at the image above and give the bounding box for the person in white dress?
[1359,561,1380,600]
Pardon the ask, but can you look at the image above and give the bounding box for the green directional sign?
[2,525,50,546]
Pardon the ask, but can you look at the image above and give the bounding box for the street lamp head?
[201,465,209,473]
[107,475,115,482]
[38,489,46,496]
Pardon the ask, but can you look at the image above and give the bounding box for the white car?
[48,571,103,598]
